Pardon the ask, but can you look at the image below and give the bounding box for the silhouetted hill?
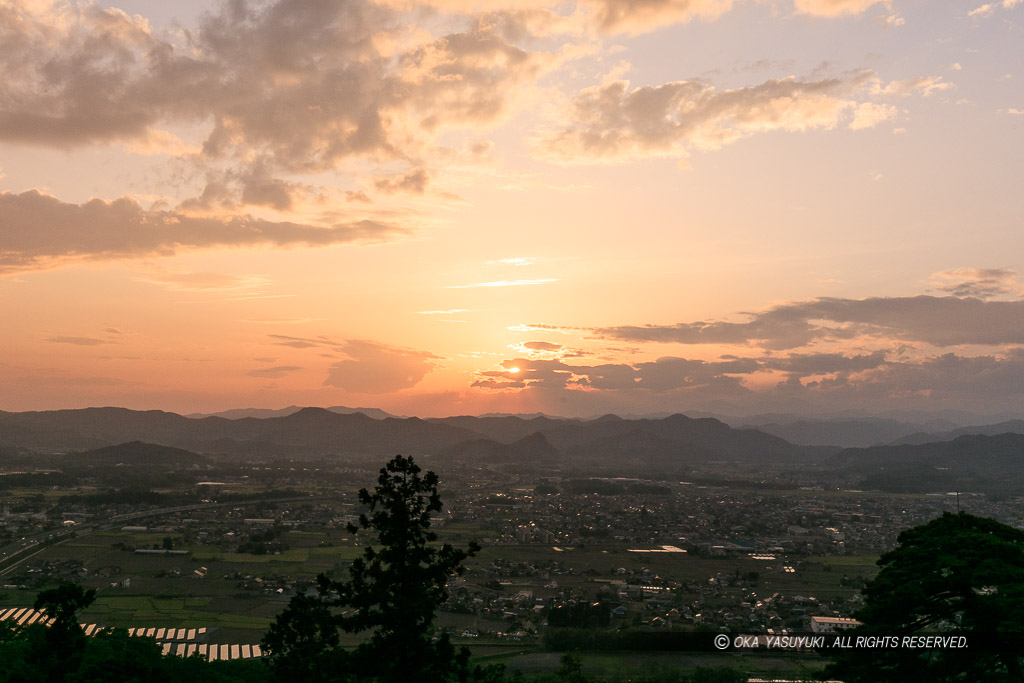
[745,417,945,448]
[428,415,572,443]
[188,405,399,420]
[0,407,197,451]
[835,433,1024,494]
[888,419,1024,446]
[0,407,478,459]
[68,441,210,467]
[437,432,559,464]
[439,412,812,467]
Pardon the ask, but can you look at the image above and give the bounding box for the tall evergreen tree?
[262,455,495,682]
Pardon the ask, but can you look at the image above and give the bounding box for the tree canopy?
[824,511,1024,682]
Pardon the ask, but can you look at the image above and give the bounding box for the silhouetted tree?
[824,512,1024,682]
[557,650,586,682]
[262,455,497,682]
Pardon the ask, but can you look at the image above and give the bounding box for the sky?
[1,0,1023,419]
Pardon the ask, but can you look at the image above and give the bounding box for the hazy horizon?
[2,0,1023,419]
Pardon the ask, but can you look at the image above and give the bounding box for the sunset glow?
[1,0,1022,418]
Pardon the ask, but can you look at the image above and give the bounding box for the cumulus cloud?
[874,75,953,97]
[474,354,763,393]
[0,0,560,187]
[764,350,887,375]
[582,0,734,34]
[969,0,1020,17]
[596,294,1024,349]
[0,190,405,271]
[473,347,1024,414]
[539,71,894,163]
[849,101,898,129]
[391,0,893,35]
[324,340,439,393]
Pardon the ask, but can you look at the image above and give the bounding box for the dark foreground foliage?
[0,581,269,683]
[823,512,1024,682]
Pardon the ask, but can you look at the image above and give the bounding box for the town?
[3,447,1020,679]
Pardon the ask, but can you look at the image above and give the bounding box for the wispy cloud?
[486,257,537,267]
[446,279,558,288]
[238,318,328,325]
[930,268,1021,299]
[247,365,303,378]
[538,69,920,164]
[43,336,107,346]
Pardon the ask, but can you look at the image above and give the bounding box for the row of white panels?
[0,607,262,659]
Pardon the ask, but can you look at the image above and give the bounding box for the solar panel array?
[0,608,262,660]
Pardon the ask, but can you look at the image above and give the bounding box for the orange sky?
[1,0,1023,418]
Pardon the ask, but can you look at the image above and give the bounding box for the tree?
[556,650,586,683]
[824,512,1024,682]
[262,455,494,682]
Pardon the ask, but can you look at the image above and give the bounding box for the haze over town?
[1,0,1022,419]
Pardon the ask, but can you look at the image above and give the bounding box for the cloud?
[137,271,274,295]
[43,336,106,346]
[792,0,893,16]
[868,350,1024,401]
[968,0,1018,17]
[269,334,337,350]
[0,0,561,196]
[247,365,302,378]
[582,0,734,35]
[0,190,406,272]
[374,167,430,195]
[474,354,762,393]
[764,350,887,375]
[323,340,439,393]
[597,294,1024,349]
[849,101,897,130]
[472,347,1024,414]
[507,323,583,333]
[540,71,891,163]
[930,268,1021,299]
[523,341,563,351]
[401,0,892,35]
[446,278,558,288]
[487,257,536,266]
[874,75,953,97]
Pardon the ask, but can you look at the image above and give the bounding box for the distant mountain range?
[3,407,1024,492]
[0,406,810,466]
